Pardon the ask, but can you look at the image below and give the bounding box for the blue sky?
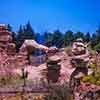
[0,0,100,33]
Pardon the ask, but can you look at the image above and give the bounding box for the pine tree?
[91,33,97,49]
[44,32,53,47]
[52,30,63,48]
[17,25,24,41]
[17,22,35,41]
[7,24,12,32]
[64,30,74,46]
[96,26,100,43]
[84,32,91,43]
[74,31,85,40]
[16,25,24,51]
[23,21,35,39]
[16,22,36,51]
[7,24,17,43]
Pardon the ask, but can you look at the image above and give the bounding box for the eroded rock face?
[0,25,100,99]
[0,25,49,79]
[0,25,95,87]
[0,25,28,77]
[13,50,75,86]
[0,25,90,85]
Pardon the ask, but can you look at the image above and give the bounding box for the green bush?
[45,84,73,100]
[94,43,100,51]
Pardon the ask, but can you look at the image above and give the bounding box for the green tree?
[74,31,85,40]
[23,21,35,39]
[7,24,17,43]
[90,33,97,49]
[64,30,74,46]
[17,25,23,41]
[52,30,63,48]
[7,24,12,32]
[84,32,91,43]
[12,32,17,42]
[35,33,40,42]
[44,32,53,47]
[16,22,36,50]
[16,25,24,50]
[96,26,100,43]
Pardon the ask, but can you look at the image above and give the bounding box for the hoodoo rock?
[0,25,26,76]
[0,24,99,100]
[0,24,16,55]
[0,24,49,78]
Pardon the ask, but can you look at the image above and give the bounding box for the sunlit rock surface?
[0,24,100,100]
[0,24,76,84]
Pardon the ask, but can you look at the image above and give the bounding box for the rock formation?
[0,24,49,77]
[0,25,28,77]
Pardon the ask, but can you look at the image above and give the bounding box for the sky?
[0,0,100,34]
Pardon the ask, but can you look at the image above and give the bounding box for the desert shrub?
[45,84,73,100]
[82,75,100,85]
[82,62,100,85]
[94,43,100,52]
[0,75,23,86]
